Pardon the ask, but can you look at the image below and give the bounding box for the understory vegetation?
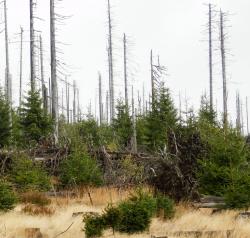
[0,83,250,227]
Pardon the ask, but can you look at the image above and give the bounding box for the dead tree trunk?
[99,72,103,125]
[236,92,241,133]
[220,10,228,129]
[123,33,128,106]
[30,0,35,92]
[19,27,24,107]
[40,35,48,112]
[150,50,155,105]
[246,97,249,135]
[132,86,137,153]
[107,0,114,120]
[73,80,76,123]
[50,0,59,139]
[4,0,12,127]
[208,3,214,113]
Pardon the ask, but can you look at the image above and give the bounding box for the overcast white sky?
[0,0,250,126]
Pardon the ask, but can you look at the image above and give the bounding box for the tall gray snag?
[246,97,249,135]
[30,0,36,91]
[98,73,103,125]
[208,3,214,112]
[40,35,48,112]
[123,33,128,106]
[50,0,59,138]
[150,50,155,104]
[107,0,114,120]
[131,86,137,153]
[73,80,76,123]
[19,27,24,107]
[4,0,12,126]
[219,10,228,129]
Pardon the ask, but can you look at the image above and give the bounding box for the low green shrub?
[60,151,103,187]
[155,193,175,219]
[83,190,175,237]
[117,199,152,233]
[127,189,157,217]
[10,153,51,191]
[0,181,17,212]
[83,214,105,238]
[224,168,250,209]
[103,205,121,232]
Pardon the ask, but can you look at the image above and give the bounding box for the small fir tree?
[0,90,11,148]
[112,100,133,148]
[20,90,53,144]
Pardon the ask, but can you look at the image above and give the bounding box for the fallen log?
[193,202,225,208]
[153,229,233,238]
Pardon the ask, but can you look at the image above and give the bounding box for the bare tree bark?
[220,10,228,129]
[30,0,35,92]
[99,72,103,125]
[208,4,214,113]
[107,0,114,120]
[50,0,59,140]
[19,27,24,107]
[4,0,12,128]
[123,33,128,106]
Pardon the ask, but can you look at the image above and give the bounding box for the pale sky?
[0,0,250,128]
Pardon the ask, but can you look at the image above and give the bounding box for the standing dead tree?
[150,52,167,107]
[50,0,59,140]
[219,10,228,129]
[123,33,128,106]
[246,97,249,135]
[40,35,48,112]
[3,0,12,127]
[30,0,36,92]
[19,27,24,107]
[236,91,241,133]
[98,72,103,125]
[131,86,137,153]
[207,3,217,113]
[107,0,115,121]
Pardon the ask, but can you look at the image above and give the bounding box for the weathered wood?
[200,195,224,203]
[25,228,43,238]
[152,230,233,238]
[193,202,225,209]
[237,212,250,220]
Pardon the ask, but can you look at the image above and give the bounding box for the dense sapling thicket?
[1,82,250,211]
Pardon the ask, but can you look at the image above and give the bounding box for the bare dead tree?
[98,72,103,125]
[208,3,214,113]
[236,91,241,133]
[19,27,24,107]
[246,97,249,135]
[106,91,109,124]
[241,100,244,135]
[107,0,114,120]
[40,35,48,112]
[77,88,80,122]
[123,33,128,106]
[219,10,228,129]
[4,0,12,127]
[73,80,76,123]
[65,78,70,124]
[50,0,59,139]
[30,0,36,91]
[131,86,137,153]
[150,50,155,104]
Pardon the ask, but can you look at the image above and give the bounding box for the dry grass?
[0,187,250,238]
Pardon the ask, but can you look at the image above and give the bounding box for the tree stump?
[24,228,43,238]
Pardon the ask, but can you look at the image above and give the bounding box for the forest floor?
[0,187,250,238]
